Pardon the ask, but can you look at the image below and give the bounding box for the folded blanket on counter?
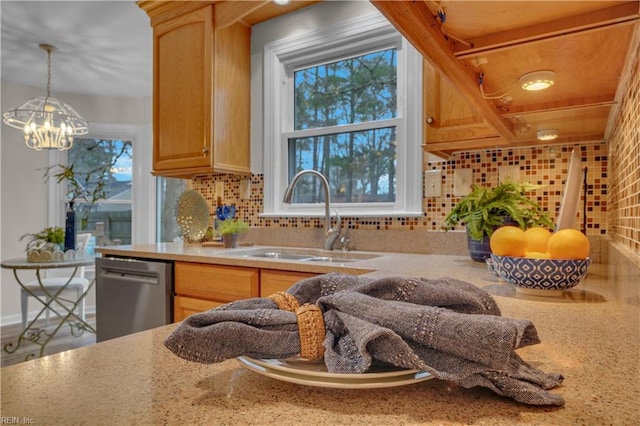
[164,273,564,406]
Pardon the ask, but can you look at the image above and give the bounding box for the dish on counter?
[237,356,432,389]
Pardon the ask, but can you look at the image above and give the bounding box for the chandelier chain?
[46,47,52,99]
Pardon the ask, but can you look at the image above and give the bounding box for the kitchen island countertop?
[1,243,638,425]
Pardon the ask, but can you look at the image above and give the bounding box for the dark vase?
[64,202,76,251]
[466,216,519,262]
[222,234,238,248]
[467,231,491,262]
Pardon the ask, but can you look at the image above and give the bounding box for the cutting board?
[555,149,583,230]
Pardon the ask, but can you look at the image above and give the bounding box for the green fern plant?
[443,182,553,241]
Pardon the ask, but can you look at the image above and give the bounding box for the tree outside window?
[289,48,397,205]
[262,12,422,217]
[48,138,133,244]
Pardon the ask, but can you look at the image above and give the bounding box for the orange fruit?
[524,227,552,253]
[547,229,590,260]
[490,226,528,257]
[525,251,551,259]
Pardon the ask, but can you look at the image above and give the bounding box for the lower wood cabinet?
[260,269,318,297]
[173,261,318,322]
[174,296,225,322]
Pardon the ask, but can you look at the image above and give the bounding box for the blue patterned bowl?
[490,254,591,295]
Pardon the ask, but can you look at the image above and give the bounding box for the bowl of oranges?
[489,226,591,296]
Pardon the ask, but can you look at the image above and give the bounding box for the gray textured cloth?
[164,273,564,406]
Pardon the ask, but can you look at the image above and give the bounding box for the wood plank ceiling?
[372,1,640,156]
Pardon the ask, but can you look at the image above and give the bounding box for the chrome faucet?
[282,169,342,250]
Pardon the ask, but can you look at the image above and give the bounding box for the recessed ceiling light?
[520,70,556,91]
[537,129,559,141]
[273,0,290,5]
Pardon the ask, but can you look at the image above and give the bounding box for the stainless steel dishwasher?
[96,257,173,342]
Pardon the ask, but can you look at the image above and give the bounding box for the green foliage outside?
[44,139,132,229]
[291,48,397,203]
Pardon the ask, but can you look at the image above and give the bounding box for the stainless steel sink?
[305,256,357,263]
[225,247,379,264]
[249,252,315,260]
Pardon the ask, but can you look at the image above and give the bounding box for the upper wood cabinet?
[423,61,501,157]
[140,2,251,178]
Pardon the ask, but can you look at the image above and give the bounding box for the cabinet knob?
[202,147,209,155]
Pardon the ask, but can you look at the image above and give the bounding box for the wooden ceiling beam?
[454,2,640,58]
[370,0,516,143]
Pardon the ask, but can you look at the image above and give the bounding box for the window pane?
[68,138,133,202]
[294,48,397,130]
[288,126,396,203]
[68,138,133,245]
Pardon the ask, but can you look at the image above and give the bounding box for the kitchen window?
[262,13,423,217]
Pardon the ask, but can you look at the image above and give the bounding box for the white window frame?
[261,13,423,218]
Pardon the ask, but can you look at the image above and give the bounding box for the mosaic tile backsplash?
[607,47,639,256]
[193,141,608,236]
[193,49,639,261]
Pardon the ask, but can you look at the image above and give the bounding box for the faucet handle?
[340,236,351,252]
[331,209,342,234]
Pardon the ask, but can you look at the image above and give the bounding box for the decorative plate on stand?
[175,190,210,242]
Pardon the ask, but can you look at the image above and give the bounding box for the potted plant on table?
[442,182,553,262]
[20,226,65,262]
[218,219,249,248]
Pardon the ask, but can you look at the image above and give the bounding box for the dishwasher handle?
[99,269,160,285]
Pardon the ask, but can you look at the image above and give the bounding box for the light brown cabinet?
[174,262,259,321]
[141,2,251,178]
[260,269,318,297]
[423,60,499,156]
[174,296,225,322]
[173,261,318,322]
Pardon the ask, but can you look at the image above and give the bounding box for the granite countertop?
[2,244,638,425]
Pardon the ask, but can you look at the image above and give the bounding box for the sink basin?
[249,252,315,260]
[225,247,379,264]
[305,256,358,263]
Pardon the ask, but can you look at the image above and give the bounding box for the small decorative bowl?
[490,254,591,296]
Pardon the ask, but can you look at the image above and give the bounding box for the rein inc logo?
[0,418,34,424]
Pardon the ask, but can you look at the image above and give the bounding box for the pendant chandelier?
[2,44,88,151]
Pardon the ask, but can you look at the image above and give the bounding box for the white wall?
[1,81,152,324]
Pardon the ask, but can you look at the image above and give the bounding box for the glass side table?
[1,257,96,361]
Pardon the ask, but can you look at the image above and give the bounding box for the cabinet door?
[175,262,259,302]
[423,60,499,154]
[174,295,224,322]
[211,22,251,175]
[153,6,213,175]
[260,270,318,297]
